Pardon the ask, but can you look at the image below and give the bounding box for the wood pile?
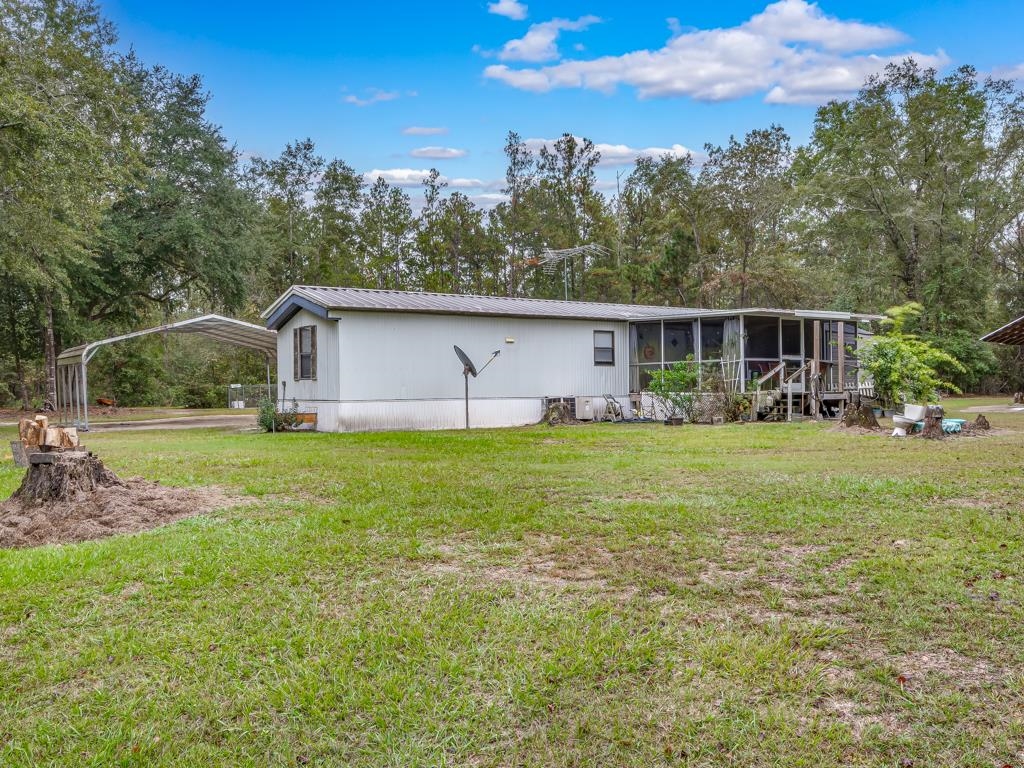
[18,414,81,453]
[11,414,82,469]
[7,415,124,503]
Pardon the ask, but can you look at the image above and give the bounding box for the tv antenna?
[454,345,500,430]
[538,244,611,300]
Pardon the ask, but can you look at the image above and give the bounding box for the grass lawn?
[1,397,1022,766]
[0,407,254,426]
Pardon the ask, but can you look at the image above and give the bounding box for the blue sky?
[100,0,1024,205]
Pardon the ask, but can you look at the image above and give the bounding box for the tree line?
[3,0,1024,409]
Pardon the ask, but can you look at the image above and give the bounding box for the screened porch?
[628,311,870,400]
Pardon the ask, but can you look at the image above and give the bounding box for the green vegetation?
[1,406,1022,766]
[857,303,967,408]
[647,359,700,421]
[4,1,1024,407]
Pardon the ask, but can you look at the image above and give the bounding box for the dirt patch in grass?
[0,478,239,548]
[887,647,1005,691]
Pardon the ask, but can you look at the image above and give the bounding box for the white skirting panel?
[292,398,546,433]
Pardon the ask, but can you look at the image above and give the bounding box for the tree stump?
[920,405,946,440]
[543,402,573,426]
[840,404,880,430]
[973,414,991,430]
[11,452,124,503]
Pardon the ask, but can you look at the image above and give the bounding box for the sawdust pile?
[0,477,237,549]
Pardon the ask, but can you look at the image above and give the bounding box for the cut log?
[16,418,79,452]
[19,418,40,448]
[42,426,78,449]
[11,452,124,503]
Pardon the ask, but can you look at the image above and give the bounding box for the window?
[594,330,615,365]
[293,325,317,381]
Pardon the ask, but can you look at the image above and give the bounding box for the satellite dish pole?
[454,345,500,430]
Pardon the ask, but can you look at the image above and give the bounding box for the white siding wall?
[336,312,628,400]
[276,311,626,432]
[276,309,341,403]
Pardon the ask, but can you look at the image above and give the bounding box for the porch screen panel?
[700,320,725,359]
[663,321,695,362]
[745,317,779,359]
[781,320,801,357]
[631,321,663,393]
[631,322,662,365]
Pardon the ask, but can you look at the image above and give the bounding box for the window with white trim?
[594,330,615,366]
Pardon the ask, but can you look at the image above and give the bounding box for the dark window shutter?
[293,327,299,381]
[310,326,317,381]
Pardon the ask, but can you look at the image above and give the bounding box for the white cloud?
[743,0,905,51]
[522,136,700,167]
[469,192,511,209]
[488,0,527,20]
[993,63,1024,81]
[363,169,487,189]
[402,126,449,136]
[484,0,945,105]
[498,15,601,63]
[409,146,469,159]
[344,88,402,107]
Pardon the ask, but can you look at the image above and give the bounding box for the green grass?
[1,398,1022,766]
[0,407,254,425]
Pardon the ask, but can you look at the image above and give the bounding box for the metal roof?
[263,286,882,329]
[57,314,277,366]
[981,315,1024,345]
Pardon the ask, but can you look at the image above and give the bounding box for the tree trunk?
[12,339,29,410]
[921,415,942,438]
[43,295,58,411]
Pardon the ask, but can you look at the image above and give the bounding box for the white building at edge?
[261,285,879,433]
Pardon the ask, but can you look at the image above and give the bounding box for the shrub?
[856,304,966,408]
[648,359,700,421]
[257,397,298,432]
[700,365,747,422]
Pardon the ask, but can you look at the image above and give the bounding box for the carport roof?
[981,315,1024,345]
[57,314,277,366]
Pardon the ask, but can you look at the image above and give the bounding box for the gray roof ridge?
[292,285,691,311]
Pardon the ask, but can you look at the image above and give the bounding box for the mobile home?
[262,286,878,432]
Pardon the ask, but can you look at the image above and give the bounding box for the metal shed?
[55,315,277,430]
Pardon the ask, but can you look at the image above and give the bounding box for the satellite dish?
[454,344,502,429]
[454,345,478,377]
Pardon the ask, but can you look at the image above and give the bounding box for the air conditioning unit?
[575,396,594,420]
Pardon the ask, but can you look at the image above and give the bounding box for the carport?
[55,315,277,430]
